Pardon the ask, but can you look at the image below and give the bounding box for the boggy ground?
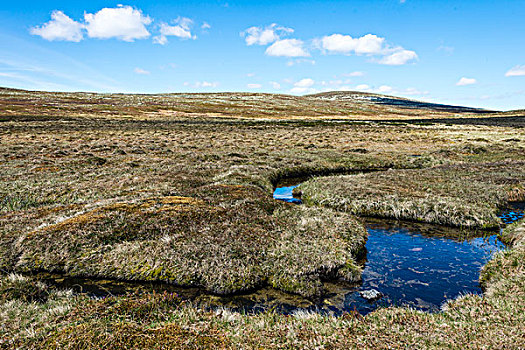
[1,219,524,349]
[299,161,525,228]
[0,89,524,348]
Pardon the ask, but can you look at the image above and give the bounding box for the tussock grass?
[2,219,523,348]
[300,161,525,228]
[10,185,366,298]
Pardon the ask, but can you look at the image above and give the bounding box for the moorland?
[0,87,524,349]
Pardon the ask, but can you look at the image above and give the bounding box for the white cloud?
[378,49,418,65]
[31,6,201,46]
[84,5,152,42]
[377,85,393,93]
[456,77,477,86]
[241,24,293,46]
[270,81,281,89]
[319,34,385,55]
[294,78,315,88]
[30,10,84,42]
[290,78,316,94]
[265,39,309,57]
[134,67,150,75]
[154,17,195,45]
[184,81,219,88]
[505,65,525,77]
[317,33,417,65]
[247,83,262,89]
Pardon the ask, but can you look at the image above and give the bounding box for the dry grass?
[10,186,366,298]
[299,161,525,228]
[1,219,523,349]
[0,88,524,348]
[0,87,494,120]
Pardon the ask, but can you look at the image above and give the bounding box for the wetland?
[1,88,524,349]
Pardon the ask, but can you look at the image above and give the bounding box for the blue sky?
[0,0,524,110]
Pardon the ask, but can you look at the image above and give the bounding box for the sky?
[0,0,524,110]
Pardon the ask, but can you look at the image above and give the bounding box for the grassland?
[299,161,525,228]
[0,87,524,348]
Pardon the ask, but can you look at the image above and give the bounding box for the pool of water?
[273,185,302,204]
[346,220,505,313]
[272,183,522,314]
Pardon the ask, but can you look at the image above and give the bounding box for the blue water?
[273,185,302,204]
[345,222,505,313]
[272,184,523,314]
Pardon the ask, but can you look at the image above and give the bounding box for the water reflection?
[345,220,505,314]
[273,184,302,204]
[34,191,523,316]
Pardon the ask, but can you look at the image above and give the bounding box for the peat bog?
[1,88,524,348]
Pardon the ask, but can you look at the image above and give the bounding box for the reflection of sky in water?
[272,184,523,315]
[346,225,506,314]
[273,185,302,204]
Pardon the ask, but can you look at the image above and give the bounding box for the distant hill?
[0,87,502,120]
[306,91,493,114]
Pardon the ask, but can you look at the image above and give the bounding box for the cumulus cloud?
[154,17,195,45]
[31,6,202,46]
[265,39,309,57]
[319,34,385,55]
[505,65,525,77]
[241,24,293,45]
[317,33,417,65]
[378,49,418,65]
[134,67,150,75]
[30,10,84,42]
[84,5,152,41]
[247,83,262,89]
[456,77,477,86]
[295,78,315,87]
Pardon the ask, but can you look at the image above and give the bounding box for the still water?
[273,183,519,314]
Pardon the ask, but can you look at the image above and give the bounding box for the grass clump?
[299,161,525,228]
[10,185,367,298]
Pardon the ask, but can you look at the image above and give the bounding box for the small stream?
[33,181,523,316]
